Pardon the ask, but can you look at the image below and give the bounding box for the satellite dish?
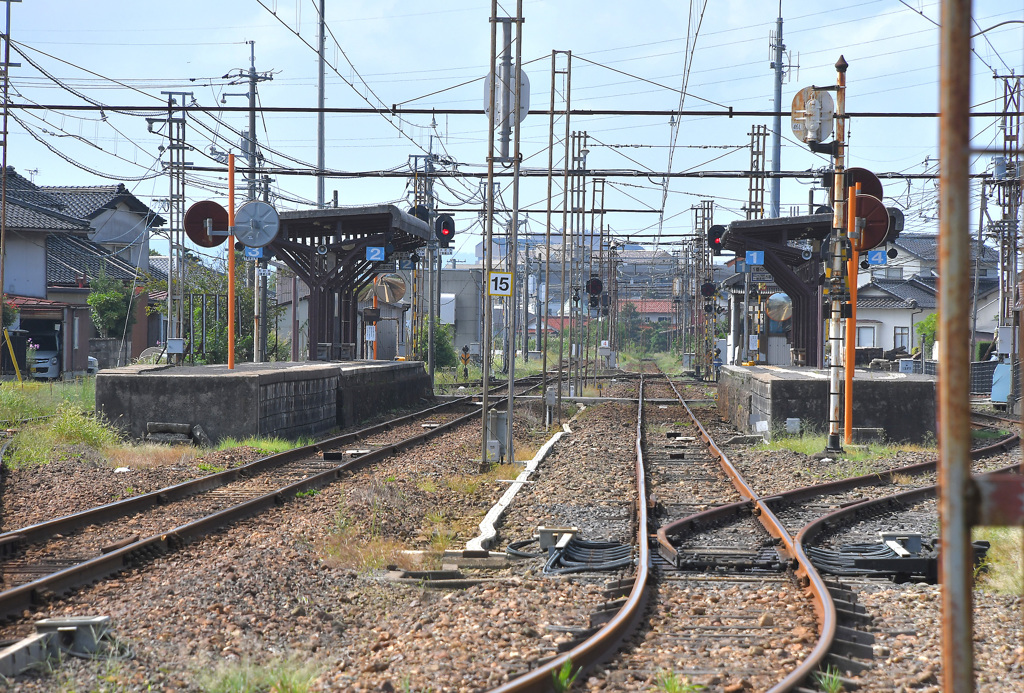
[232,200,280,248]
[183,201,229,248]
[791,86,835,143]
[766,293,792,322]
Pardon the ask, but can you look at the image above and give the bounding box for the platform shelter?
[269,205,431,360]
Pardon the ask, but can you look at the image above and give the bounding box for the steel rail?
[796,460,1022,579]
[0,381,542,621]
[655,373,834,693]
[489,375,651,693]
[652,392,1018,690]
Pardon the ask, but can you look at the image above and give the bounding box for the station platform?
[96,360,433,443]
[718,364,936,443]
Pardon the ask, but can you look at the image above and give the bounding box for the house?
[0,168,164,376]
[855,275,1000,352]
[870,233,999,281]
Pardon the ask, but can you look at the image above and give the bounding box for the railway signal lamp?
[589,294,600,308]
[700,281,716,298]
[435,214,455,247]
[707,224,725,256]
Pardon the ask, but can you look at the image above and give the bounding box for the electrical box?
[166,338,184,354]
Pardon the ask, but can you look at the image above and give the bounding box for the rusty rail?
[0,380,542,622]
[490,375,651,692]
[655,375,834,693]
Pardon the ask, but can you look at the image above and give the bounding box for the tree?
[416,319,459,368]
[87,270,137,338]
[914,312,938,355]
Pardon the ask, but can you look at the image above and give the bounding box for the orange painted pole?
[228,154,236,370]
[844,183,860,444]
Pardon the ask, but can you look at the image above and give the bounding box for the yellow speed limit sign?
[488,271,513,296]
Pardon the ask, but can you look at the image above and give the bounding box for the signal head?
[434,214,455,247]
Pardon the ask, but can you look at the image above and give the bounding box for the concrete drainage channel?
[383,410,582,588]
[0,616,116,677]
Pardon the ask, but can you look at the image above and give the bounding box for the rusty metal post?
[939,0,974,690]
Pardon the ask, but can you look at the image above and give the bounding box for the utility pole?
[224,43,272,362]
[825,56,849,453]
[316,0,326,209]
[0,0,18,335]
[769,4,785,218]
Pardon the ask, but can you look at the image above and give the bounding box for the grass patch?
[657,670,705,692]
[197,462,227,473]
[754,432,935,469]
[445,474,480,494]
[216,435,313,455]
[974,526,1023,595]
[972,427,1011,441]
[324,509,417,572]
[104,443,200,469]
[295,489,319,498]
[416,478,438,493]
[198,655,319,693]
[7,402,120,468]
[0,380,95,424]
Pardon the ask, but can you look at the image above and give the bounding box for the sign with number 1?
[488,271,513,296]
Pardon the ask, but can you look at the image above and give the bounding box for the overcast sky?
[8,1,1022,264]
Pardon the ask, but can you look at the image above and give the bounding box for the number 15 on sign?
[488,271,513,296]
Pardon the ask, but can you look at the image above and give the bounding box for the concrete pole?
[481,0,498,467]
[938,1,974,689]
[769,9,784,218]
[505,0,523,466]
[542,50,558,402]
[825,56,848,453]
[316,0,326,209]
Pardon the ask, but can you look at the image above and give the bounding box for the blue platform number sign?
[366,246,386,262]
[399,258,416,271]
[243,246,263,259]
[745,250,764,267]
[866,248,887,266]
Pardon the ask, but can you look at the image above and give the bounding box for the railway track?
[0,378,544,622]
[496,365,1021,692]
[2,363,1019,689]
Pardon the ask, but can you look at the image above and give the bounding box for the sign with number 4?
[488,271,513,296]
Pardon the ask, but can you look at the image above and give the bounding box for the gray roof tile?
[47,235,141,286]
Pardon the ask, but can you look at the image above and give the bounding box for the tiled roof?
[867,277,937,309]
[895,234,999,263]
[47,235,142,286]
[619,298,675,313]
[147,256,226,285]
[857,296,915,310]
[4,200,88,232]
[41,184,165,226]
[1,168,90,232]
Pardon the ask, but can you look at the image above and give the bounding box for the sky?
[6,1,1023,266]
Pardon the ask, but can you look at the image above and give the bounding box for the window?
[871,266,903,280]
[856,326,876,347]
[894,326,909,350]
